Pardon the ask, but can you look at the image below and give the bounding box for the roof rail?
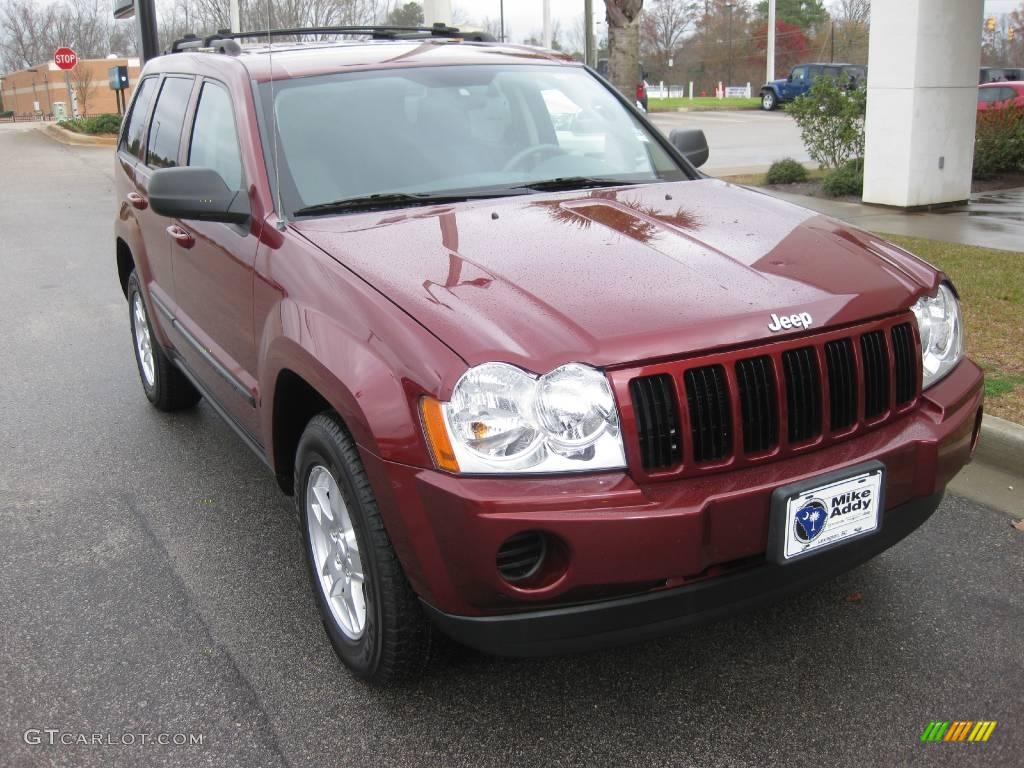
[168,23,495,54]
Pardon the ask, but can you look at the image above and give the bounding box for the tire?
[296,413,433,684]
[127,270,201,411]
[761,90,778,111]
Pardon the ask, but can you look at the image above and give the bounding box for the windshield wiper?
[294,189,532,217]
[513,177,642,193]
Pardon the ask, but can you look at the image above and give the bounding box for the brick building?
[1,57,141,119]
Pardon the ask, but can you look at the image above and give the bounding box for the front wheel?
[296,413,433,684]
[761,90,778,111]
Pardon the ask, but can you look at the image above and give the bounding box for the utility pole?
[230,0,240,33]
[499,0,504,41]
[542,0,552,49]
[725,3,734,87]
[767,0,776,82]
[584,0,595,68]
[830,21,835,63]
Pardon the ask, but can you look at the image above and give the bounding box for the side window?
[792,67,808,82]
[188,82,243,191]
[146,77,194,169]
[121,77,156,160]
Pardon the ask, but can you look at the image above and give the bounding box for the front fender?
[255,236,467,470]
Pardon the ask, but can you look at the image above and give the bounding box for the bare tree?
[606,0,645,98]
[68,60,98,116]
[1,0,124,71]
[832,0,869,64]
[643,0,698,59]
[0,0,58,71]
[833,0,869,26]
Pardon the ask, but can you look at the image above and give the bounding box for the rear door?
[169,78,260,435]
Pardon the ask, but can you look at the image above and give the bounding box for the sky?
[460,0,1022,43]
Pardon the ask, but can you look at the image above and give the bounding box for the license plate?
[767,461,885,564]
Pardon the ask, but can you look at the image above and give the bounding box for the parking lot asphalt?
[0,125,1021,768]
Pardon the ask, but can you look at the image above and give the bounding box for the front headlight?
[911,283,964,389]
[420,362,626,474]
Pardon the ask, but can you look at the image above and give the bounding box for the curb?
[975,415,1024,476]
[43,123,117,147]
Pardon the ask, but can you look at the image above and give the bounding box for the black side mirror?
[669,128,709,169]
[149,167,250,224]
[787,73,794,82]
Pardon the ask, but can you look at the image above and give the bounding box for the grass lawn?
[881,234,1024,424]
[648,96,762,112]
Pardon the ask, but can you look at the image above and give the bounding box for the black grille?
[735,356,778,454]
[861,331,890,419]
[684,365,732,463]
[891,323,917,405]
[496,532,546,583]
[824,338,857,431]
[629,375,682,470]
[782,347,822,443]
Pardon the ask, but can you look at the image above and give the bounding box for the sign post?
[54,47,78,119]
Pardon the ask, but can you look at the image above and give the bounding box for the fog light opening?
[496,531,569,589]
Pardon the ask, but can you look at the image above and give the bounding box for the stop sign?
[54,47,77,70]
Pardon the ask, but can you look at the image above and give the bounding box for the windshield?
[258,64,688,216]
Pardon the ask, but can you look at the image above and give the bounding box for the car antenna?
[266,2,286,231]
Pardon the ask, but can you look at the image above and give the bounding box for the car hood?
[292,179,938,374]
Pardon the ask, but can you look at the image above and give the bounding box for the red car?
[114,27,983,684]
[977,81,1024,111]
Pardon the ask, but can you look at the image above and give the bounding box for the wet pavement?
[763,187,1024,252]
[2,110,1023,768]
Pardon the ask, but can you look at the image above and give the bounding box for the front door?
[169,79,260,437]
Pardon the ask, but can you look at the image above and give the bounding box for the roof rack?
[168,24,495,55]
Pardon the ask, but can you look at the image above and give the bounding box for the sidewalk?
[764,187,1024,252]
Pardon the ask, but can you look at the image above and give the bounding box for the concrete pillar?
[422,0,452,27]
[862,0,984,208]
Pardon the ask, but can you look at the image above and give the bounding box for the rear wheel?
[127,271,200,411]
[761,90,778,111]
[296,413,433,684]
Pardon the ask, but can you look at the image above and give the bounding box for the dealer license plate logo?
[782,470,882,560]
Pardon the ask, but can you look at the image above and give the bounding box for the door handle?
[166,225,195,249]
[126,192,148,210]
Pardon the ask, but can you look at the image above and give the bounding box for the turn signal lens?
[419,397,460,473]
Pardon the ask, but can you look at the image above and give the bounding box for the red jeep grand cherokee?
[114,28,983,684]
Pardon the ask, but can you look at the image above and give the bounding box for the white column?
[862,0,985,208]
[229,0,240,33]
[422,0,452,27]
[766,0,776,83]
[542,0,552,49]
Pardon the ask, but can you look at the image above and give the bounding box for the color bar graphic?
[921,721,997,742]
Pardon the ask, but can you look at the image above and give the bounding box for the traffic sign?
[54,47,77,70]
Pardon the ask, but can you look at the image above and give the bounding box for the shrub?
[973,106,1024,179]
[822,159,864,197]
[766,158,809,185]
[788,77,866,169]
[58,113,122,135]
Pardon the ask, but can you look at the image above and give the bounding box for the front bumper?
[360,359,983,653]
[422,490,943,656]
